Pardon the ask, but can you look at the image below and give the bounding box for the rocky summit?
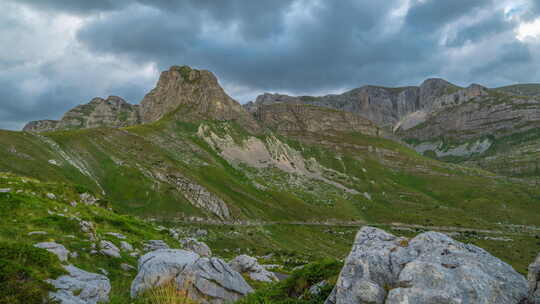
[1,65,539,304]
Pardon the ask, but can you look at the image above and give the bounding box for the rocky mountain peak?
[23,96,141,133]
[419,78,456,99]
[139,65,260,131]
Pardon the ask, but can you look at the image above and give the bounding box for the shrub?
[137,282,198,304]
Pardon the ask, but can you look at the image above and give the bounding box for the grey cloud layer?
[1,0,539,130]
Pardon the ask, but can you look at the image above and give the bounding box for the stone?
[529,253,540,304]
[120,241,134,252]
[143,239,169,251]
[105,232,127,239]
[181,238,212,257]
[46,192,56,200]
[325,226,528,304]
[131,250,253,304]
[130,249,200,297]
[121,263,136,271]
[48,264,111,304]
[0,188,11,193]
[98,268,109,276]
[229,254,278,283]
[28,231,48,236]
[309,281,328,295]
[80,193,98,205]
[175,257,254,304]
[99,240,121,258]
[34,242,70,262]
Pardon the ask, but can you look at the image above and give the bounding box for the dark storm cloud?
[1,0,540,130]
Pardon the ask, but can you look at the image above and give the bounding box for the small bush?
[137,282,198,304]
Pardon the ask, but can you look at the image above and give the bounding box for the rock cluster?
[325,226,528,304]
[34,242,70,262]
[48,265,111,304]
[229,254,278,282]
[131,249,253,304]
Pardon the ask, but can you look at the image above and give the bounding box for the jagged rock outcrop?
[23,96,141,133]
[529,253,540,304]
[131,249,253,304]
[229,254,278,282]
[48,265,111,304]
[140,65,259,132]
[326,226,528,304]
[254,103,381,136]
[23,120,59,133]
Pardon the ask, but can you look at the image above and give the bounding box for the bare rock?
[229,254,278,283]
[326,226,528,304]
[181,238,212,257]
[175,257,254,304]
[143,240,169,252]
[130,249,200,297]
[34,242,70,262]
[48,264,111,304]
[529,253,540,304]
[99,240,121,258]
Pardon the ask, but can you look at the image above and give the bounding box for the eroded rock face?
[140,66,259,132]
[254,103,381,136]
[48,265,111,304]
[326,226,528,304]
[23,96,141,132]
[23,120,59,133]
[99,240,121,258]
[131,249,253,304]
[229,254,278,282]
[529,253,540,304]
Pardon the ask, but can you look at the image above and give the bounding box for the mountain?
[3,65,540,303]
[140,65,260,132]
[23,96,141,133]
[496,83,540,97]
[248,80,540,178]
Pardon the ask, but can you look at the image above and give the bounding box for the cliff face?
[246,79,462,128]
[254,103,381,136]
[23,96,141,133]
[139,66,260,132]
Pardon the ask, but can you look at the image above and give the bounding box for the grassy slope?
[0,172,180,303]
[0,118,539,274]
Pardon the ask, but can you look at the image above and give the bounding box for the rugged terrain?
[246,80,540,179]
[1,65,539,303]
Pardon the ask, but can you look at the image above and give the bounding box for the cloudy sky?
[2,0,540,130]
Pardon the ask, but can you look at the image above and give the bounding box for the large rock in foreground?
[131,249,253,304]
[529,253,540,304]
[326,226,528,304]
[48,265,111,304]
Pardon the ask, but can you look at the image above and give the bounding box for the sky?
[1,0,540,130]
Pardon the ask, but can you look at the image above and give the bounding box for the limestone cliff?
[139,66,260,132]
